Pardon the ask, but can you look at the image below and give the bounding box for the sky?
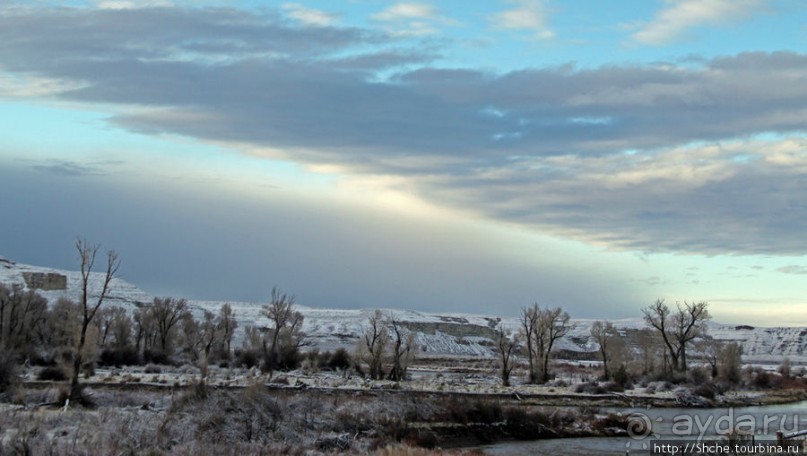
[0,0,804,326]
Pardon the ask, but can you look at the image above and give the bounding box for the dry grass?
[375,444,485,455]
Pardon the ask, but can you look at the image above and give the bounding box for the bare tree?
[718,342,743,384]
[151,297,190,355]
[386,316,415,382]
[635,328,663,376]
[591,320,617,380]
[0,284,48,351]
[519,304,539,383]
[261,287,304,372]
[357,309,389,380]
[535,307,571,383]
[241,324,263,353]
[182,310,221,379]
[520,304,571,383]
[495,322,518,387]
[263,288,294,359]
[95,306,128,347]
[133,305,155,354]
[40,298,80,350]
[71,239,119,401]
[695,336,723,378]
[217,302,237,358]
[642,299,710,374]
[108,307,133,348]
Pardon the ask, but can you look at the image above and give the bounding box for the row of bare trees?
[1,240,314,398]
[0,284,48,353]
[491,299,743,388]
[238,287,307,374]
[1,241,248,399]
[356,310,416,381]
[0,239,746,395]
[492,303,573,387]
[589,299,743,384]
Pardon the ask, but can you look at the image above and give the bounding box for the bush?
[467,400,503,424]
[144,364,162,374]
[37,366,67,381]
[592,413,629,432]
[28,352,57,367]
[575,381,605,394]
[328,348,352,371]
[693,383,716,399]
[171,381,209,411]
[503,407,528,426]
[503,407,553,439]
[750,371,782,389]
[142,349,169,365]
[440,398,503,424]
[612,365,632,388]
[82,362,95,379]
[99,346,141,367]
[335,408,374,434]
[69,384,96,408]
[282,345,302,370]
[687,366,709,385]
[602,381,625,393]
[0,352,20,394]
[779,358,792,379]
[547,378,569,388]
[403,430,438,449]
[234,349,260,369]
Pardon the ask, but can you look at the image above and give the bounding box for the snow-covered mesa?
[1,257,805,364]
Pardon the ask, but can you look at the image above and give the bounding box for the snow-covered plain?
[2,256,805,364]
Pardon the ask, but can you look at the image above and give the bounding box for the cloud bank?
[0,5,804,256]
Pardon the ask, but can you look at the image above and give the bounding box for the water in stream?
[479,400,807,455]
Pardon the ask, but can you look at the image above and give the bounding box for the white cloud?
[282,3,339,27]
[0,74,87,97]
[372,3,438,21]
[491,0,554,39]
[96,0,172,9]
[632,0,765,45]
[371,2,456,36]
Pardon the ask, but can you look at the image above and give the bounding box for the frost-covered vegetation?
[0,381,637,454]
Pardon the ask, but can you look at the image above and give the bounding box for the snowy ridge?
[0,256,152,307]
[1,257,805,363]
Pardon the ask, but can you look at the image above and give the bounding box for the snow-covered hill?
[2,257,805,364]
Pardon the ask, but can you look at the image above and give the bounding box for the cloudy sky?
[0,0,804,325]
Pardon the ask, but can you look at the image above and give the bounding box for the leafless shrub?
[0,351,20,398]
[575,381,605,394]
[592,413,629,432]
[37,365,68,381]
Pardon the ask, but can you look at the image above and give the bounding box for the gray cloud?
[32,161,105,177]
[777,265,807,275]
[0,164,639,317]
[21,158,125,177]
[0,5,805,255]
[418,137,806,254]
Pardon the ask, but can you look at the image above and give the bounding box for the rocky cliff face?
[22,272,67,290]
